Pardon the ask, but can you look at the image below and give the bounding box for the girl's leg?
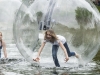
[52,45,60,67]
[63,42,75,57]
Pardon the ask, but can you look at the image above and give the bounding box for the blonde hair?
[44,29,58,43]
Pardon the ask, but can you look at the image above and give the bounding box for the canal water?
[0,38,100,75]
[0,51,100,75]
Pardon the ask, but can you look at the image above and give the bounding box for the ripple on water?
[0,59,99,75]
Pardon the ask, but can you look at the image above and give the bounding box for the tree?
[72,7,93,47]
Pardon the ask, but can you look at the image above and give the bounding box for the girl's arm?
[33,42,46,62]
[59,41,69,62]
[2,41,7,58]
[37,42,46,57]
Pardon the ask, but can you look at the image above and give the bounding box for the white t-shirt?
[43,35,66,45]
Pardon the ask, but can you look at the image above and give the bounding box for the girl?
[0,32,7,58]
[33,29,79,67]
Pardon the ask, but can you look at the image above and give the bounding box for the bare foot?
[75,52,79,58]
[75,54,79,58]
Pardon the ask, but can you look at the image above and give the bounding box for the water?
[0,43,100,75]
[0,59,100,75]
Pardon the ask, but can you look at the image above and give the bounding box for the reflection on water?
[0,59,100,75]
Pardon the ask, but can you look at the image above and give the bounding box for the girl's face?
[0,33,2,40]
[46,31,52,40]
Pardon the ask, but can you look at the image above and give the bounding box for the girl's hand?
[33,57,40,62]
[64,57,69,62]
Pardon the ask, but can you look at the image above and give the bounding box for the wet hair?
[44,29,58,43]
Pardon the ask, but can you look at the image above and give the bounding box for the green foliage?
[36,11,43,21]
[75,7,92,26]
[36,11,43,17]
[96,5,100,12]
[71,7,93,47]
